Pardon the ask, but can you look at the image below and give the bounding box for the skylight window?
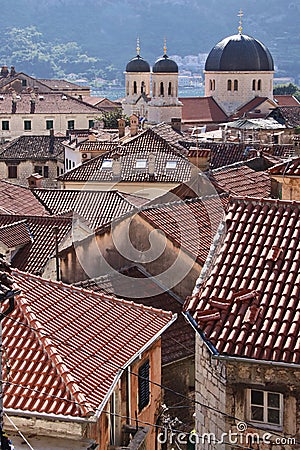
[101,159,113,169]
[166,161,177,169]
[135,159,147,169]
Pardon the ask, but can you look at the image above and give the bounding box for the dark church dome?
[205,34,274,72]
[126,55,150,73]
[153,54,178,73]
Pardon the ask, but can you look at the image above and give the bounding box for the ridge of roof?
[13,269,174,320]
[13,280,96,417]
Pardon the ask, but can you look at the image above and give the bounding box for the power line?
[2,314,300,445]
[4,413,35,450]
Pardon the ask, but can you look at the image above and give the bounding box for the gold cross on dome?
[238,9,243,35]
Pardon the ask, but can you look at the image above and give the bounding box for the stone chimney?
[171,118,182,133]
[11,91,17,114]
[49,128,55,154]
[30,92,36,114]
[130,114,139,137]
[1,66,9,78]
[112,151,122,179]
[27,173,43,189]
[10,66,16,77]
[148,152,155,176]
[118,118,126,138]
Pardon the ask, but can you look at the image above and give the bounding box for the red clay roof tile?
[185,196,300,364]
[4,270,175,418]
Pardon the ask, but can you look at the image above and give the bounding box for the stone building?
[184,197,300,449]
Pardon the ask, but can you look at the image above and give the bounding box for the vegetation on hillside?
[273,83,300,102]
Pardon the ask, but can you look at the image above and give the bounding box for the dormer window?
[135,159,147,169]
[166,161,177,169]
[101,159,113,169]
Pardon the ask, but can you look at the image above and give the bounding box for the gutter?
[3,408,97,423]
[212,354,300,370]
[95,313,178,419]
[183,311,219,356]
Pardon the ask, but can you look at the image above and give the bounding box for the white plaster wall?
[204,71,274,115]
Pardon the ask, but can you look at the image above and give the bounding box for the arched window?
[252,80,256,90]
[257,79,262,91]
[153,82,156,97]
[210,79,213,91]
[160,82,164,96]
[234,80,238,91]
[141,81,145,94]
[212,79,216,90]
[168,82,172,96]
[227,80,232,91]
[126,81,129,96]
[133,81,137,94]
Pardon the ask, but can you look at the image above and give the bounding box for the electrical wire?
[2,313,300,444]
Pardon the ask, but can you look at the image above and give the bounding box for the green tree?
[99,109,129,129]
[273,82,300,101]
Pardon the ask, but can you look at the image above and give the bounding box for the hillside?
[0,0,299,82]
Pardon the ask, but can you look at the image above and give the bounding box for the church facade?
[122,21,276,126]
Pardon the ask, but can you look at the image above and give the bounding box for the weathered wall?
[0,159,64,188]
[271,175,300,201]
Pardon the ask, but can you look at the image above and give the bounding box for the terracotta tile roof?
[229,97,271,119]
[0,136,65,161]
[184,142,294,169]
[140,194,229,265]
[32,189,139,229]
[75,265,194,365]
[0,215,73,274]
[78,141,119,153]
[268,106,300,128]
[38,79,90,91]
[150,123,188,154]
[59,128,191,184]
[180,97,228,124]
[208,161,272,197]
[268,156,300,176]
[0,220,32,249]
[274,95,300,107]
[185,197,300,364]
[0,93,101,114]
[0,180,48,215]
[4,270,175,417]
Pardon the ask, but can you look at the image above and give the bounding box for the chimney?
[49,128,55,154]
[30,92,36,114]
[171,117,182,133]
[118,118,126,138]
[112,152,122,178]
[1,66,9,78]
[27,173,43,189]
[11,91,17,114]
[148,152,155,176]
[10,66,16,77]
[130,114,138,137]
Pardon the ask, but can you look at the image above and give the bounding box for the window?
[21,79,27,87]
[67,120,75,130]
[141,81,145,94]
[257,79,262,91]
[24,120,31,131]
[168,82,172,96]
[227,79,232,91]
[138,360,150,411]
[133,81,137,94]
[160,82,164,96]
[135,159,147,169]
[89,119,94,129]
[8,165,17,178]
[252,79,256,90]
[34,165,43,176]
[46,120,53,130]
[43,166,49,178]
[248,389,283,426]
[166,160,177,169]
[234,79,238,91]
[2,121,9,131]
[101,159,113,169]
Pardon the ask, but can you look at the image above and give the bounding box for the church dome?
[153,54,178,73]
[205,33,274,72]
[126,55,150,73]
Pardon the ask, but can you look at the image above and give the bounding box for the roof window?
[135,159,147,169]
[166,160,177,169]
[101,159,113,169]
